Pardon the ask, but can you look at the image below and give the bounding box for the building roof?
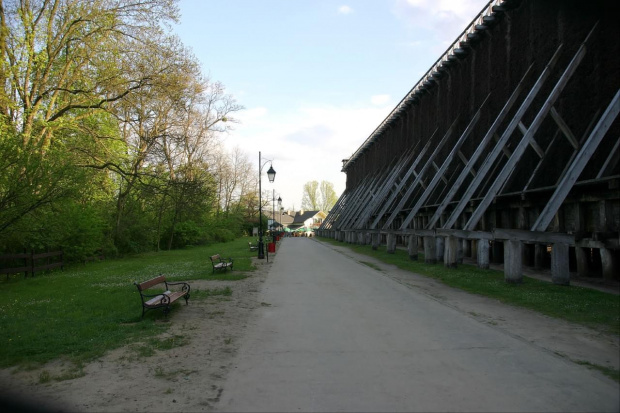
[293,210,325,224]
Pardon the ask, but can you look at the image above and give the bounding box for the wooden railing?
[0,251,64,279]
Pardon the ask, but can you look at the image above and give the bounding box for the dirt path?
[1,240,618,412]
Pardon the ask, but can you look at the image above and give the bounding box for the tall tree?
[301,180,320,210]
[320,181,338,212]
[302,180,338,211]
[0,0,180,150]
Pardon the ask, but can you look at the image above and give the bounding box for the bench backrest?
[136,275,166,291]
[210,254,221,262]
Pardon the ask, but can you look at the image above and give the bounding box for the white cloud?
[393,0,488,42]
[222,102,393,209]
[371,94,391,105]
[338,5,353,15]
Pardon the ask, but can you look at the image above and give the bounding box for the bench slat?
[137,275,167,291]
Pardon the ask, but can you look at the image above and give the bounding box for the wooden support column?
[575,247,590,277]
[408,235,419,260]
[444,236,459,268]
[371,232,380,251]
[477,239,490,269]
[435,237,445,263]
[457,239,464,264]
[601,249,619,280]
[424,236,437,264]
[357,232,365,245]
[386,233,396,254]
[504,240,523,284]
[551,243,570,286]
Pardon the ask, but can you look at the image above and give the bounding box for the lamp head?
[267,165,276,183]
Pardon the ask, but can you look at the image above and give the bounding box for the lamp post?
[258,151,275,259]
[277,196,282,232]
[272,189,276,243]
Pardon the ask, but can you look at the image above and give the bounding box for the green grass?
[0,237,257,369]
[319,237,620,336]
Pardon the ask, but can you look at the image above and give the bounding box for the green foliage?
[0,0,246,261]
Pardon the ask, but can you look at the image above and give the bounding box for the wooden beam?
[368,129,439,229]
[550,106,579,149]
[399,95,489,230]
[442,44,563,230]
[382,117,460,229]
[425,64,534,229]
[465,30,590,231]
[531,89,620,232]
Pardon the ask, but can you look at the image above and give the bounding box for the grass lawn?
[319,237,620,336]
[0,237,256,370]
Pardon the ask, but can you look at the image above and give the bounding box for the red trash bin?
[268,242,276,253]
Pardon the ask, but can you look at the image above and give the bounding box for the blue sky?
[173,0,490,210]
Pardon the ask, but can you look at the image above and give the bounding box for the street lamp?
[258,151,275,259]
[272,189,276,243]
[278,196,282,232]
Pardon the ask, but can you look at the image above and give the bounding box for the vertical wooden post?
[601,248,619,280]
[424,236,437,264]
[504,240,523,284]
[371,232,380,250]
[408,234,419,260]
[551,243,570,285]
[386,233,396,254]
[435,237,445,263]
[575,247,590,277]
[444,236,458,268]
[477,239,490,269]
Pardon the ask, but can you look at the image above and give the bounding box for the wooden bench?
[134,275,190,318]
[249,242,258,251]
[209,254,233,274]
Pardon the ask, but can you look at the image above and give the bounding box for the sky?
[172,0,490,211]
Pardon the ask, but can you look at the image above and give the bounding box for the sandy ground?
[1,241,618,412]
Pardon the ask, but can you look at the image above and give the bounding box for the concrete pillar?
[424,236,437,264]
[504,240,523,284]
[575,247,590,277]
[551,243,570,286]
[534,244,546,269]
[435,237,445,263]
[371,232,380,250]
[477,239,490,269]
[601,248,619,280]
[386,233,396,254]
[444,236,458,268]
[408,234,419,260]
